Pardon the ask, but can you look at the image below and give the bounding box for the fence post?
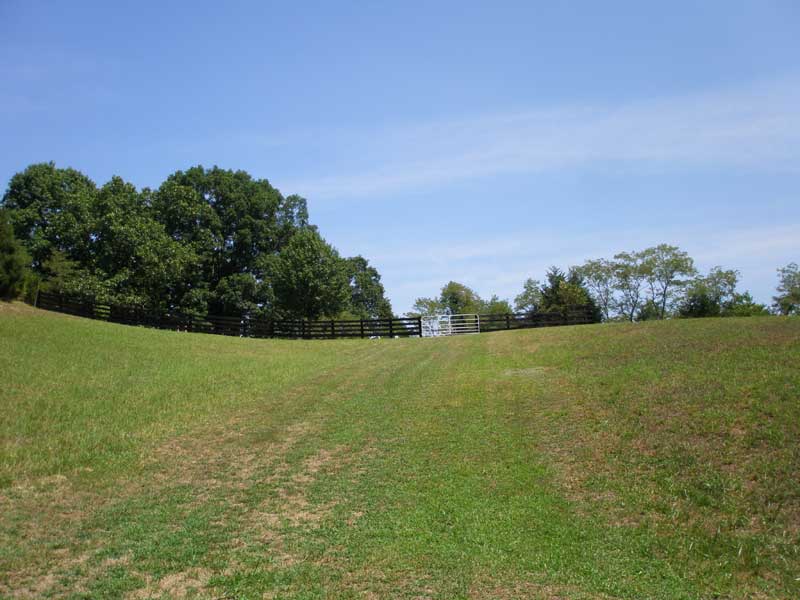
[331,319,336,339]
[505,314,510,330]
[389,319,394,337]
[360,319,364,338]
[417,316,422,337]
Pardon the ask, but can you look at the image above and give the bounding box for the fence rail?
[35,291,423,339]
[33,291,594,340]
[478,308,595,331]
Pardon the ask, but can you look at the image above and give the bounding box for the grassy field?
[1,302,798,599]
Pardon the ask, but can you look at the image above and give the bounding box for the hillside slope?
[1,303,799,599]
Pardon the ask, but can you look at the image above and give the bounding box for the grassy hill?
[1,302,798,599]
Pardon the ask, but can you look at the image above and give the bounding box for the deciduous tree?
[344,256,393,319]
[513,278,542,313]
[2,162,96,268]
[612,251,648,322]
[723,292,769,317]
[773,263,800,315]
[270,229,349,320]
[409,297,443,317]
[2,163,382,321]
[482,295,513,314]
[640,244,696,319]
[575,260,615,320]
[439,281,484,314]
[679,267,741,318]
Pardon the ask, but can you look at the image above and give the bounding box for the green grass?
[1,302,798,599]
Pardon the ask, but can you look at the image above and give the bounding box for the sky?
[1,1,798,313]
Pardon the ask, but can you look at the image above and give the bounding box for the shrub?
[0,211,30,299]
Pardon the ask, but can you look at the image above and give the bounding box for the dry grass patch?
[127,567,212,599]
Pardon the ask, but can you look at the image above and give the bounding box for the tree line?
[0,163,393,320]
[573,244,798,319]
[2,165,797,322]
[410,268,604,320]
[411,281,514,316]
[410,244,799,320]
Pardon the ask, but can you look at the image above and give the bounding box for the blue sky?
[1,1,798,313]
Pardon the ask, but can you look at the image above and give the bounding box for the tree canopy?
[1,165,788,324]
[270,228,350,320]
[569,245,769,321]
[411,281,512,316]
[1,163,392,320]
[513,278,542,313]
[343,256,394,319]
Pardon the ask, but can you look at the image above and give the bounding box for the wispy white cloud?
[282,76,800,199]
[692,224,799,264]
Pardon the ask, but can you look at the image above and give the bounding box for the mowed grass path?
[1,303,798,599]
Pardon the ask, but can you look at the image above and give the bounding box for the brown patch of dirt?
[243,445,352,548]
[4,573,59,599]
[126,567,212,599]
[346,510,364,526]
[102,554,132,568]
[227,442,374,577]
[1,551,94,599]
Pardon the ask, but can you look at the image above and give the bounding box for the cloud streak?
[283,77,800,199]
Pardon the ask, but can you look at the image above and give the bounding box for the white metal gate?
[420,313,480,337]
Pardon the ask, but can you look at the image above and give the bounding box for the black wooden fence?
[33,291,594,340]
[477,308,595,331]
[35,291,422,339]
